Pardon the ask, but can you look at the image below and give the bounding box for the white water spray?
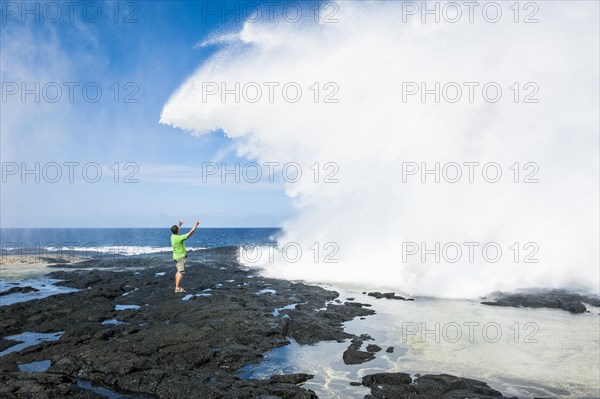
[161,1,599,298]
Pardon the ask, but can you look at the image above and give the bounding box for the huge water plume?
[160,1,599,298]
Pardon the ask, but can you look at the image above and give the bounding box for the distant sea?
[0,228,281,257]
[2,228,599,398]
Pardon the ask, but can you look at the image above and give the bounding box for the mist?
[161,1,599,298]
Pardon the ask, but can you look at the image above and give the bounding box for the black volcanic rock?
[0,247,548,398]
[481,289,599,314]
[0,286,39,296]
[343,334,376,365]
[362,372,412,387]
[0,373,103,399]
[367,292,413,300]
[366,344,382,353]
[344,301,372,307]
[270,373,314,384]
[0,248,372,398]
[361,373,509,398]
[343,349,375,365]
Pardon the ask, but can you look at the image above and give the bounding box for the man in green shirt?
[171,219,200,293]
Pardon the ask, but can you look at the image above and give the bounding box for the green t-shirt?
[171,234,188,260]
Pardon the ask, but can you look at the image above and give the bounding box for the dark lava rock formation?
[1,247,554,398]
[342,334,375,365]
[0,286,40,296]
[360,373,513,398]
[367,292,413,301]
[0,247,372,398]
[481,289,600,314]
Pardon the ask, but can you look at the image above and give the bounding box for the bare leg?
[175,271,184,291]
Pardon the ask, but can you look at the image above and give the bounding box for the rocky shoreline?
[0,247,568,398]
[481,289,600,314]
[0,247,375,398]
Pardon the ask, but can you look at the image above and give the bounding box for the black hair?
[171,225,179,234]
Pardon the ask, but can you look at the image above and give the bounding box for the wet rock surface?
[0,338,15,352]
[269,373,314,384]
[361,373,513,399]
[481,289,600,314]
[0,247,372,398]
[365,344,381,353]
[0,286,40,296]
[342,334,375,365]
[366,292,413,301]
[1,247,550,398]
[0,373,103,398]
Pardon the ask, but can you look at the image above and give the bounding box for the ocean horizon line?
[0,226,282,230]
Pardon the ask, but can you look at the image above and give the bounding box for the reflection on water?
[1,332,64,356]
[356,292,599,399]
[114,305,140,311]
[238,284,600,398]
[237,337,374,398]
[76,379,148,399]
[101,319,128,326]
[0,279,79,306]
[18,359,51,372]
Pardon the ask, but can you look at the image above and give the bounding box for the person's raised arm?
[186,220,200,238]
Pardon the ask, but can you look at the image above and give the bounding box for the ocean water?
[0,228,280,257]
[237,282,600,399]
[1,228,598,397]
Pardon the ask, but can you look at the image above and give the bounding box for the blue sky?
[1,0,295,227]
